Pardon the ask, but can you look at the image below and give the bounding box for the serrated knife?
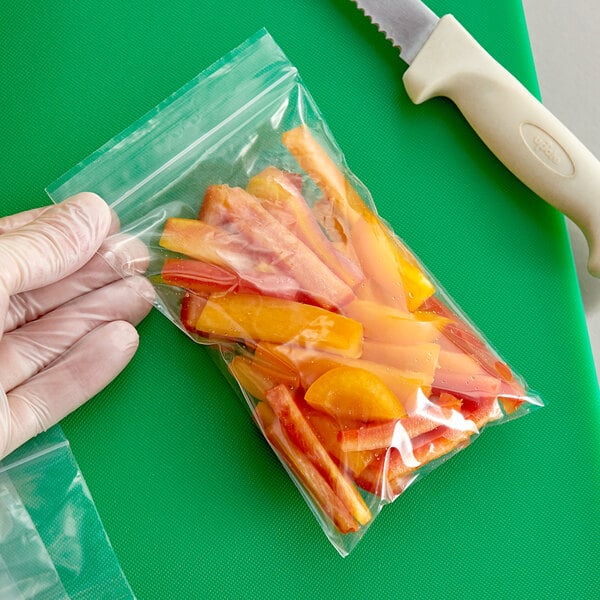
[353,0,600,276]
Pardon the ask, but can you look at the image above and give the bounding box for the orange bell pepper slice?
[229,356,275,402]
[282,126,370,225]
[349,215,436,312]
[304,366,407,422]
[195,293,363,358]
[282,125,435,311]
[229,354,299,402]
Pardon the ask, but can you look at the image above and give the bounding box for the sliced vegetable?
[159,217,300,300]
[198,184,234,226]
[229,356,279,402]
[228,353,299,402]
[282,126,369,225]
[247,166,364,289]
[200,184,355,309]
[305,366,407,422]
[432,368,502,402]
[250,342,301,389]
[180,292,207,332]
[283,125,435,311]
[338,409,465,453]
[343,299,446,345]
[303,408,375,478]
[255,402,360,534]
[348,216,410,311]
[361,341,440,378]
[340,420,411,453]
[161,258,238,294]
[160,217,243,267]
[195,293,364,358]
[265,384,372,527]
[422,296,517,383]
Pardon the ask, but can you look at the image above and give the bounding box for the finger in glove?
[0,276,154,393]
[1,320,141,457]
[4,233,150,333]
[0,192,112,302]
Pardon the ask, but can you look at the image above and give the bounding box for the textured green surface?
[1,0,599,598]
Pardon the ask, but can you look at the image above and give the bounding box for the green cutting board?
[1,0,599,598]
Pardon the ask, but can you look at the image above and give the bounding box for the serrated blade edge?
[353,0,439,64]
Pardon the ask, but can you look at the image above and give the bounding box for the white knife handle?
[403,15,600,276]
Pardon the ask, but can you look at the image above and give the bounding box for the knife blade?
[354,0,600,277]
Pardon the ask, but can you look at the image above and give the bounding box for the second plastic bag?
[48,30,542,556]
[0,427,134,599]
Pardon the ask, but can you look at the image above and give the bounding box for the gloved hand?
[0,193,154,459]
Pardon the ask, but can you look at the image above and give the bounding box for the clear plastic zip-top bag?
[48,30,542,556]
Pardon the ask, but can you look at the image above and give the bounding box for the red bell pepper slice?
[265,384,372,527]
[255,402,360,534]
[161,258,238,294]
[199,184,356,310]
[179,292,207,332]
[159,217,299,300]
[338,403,471,453]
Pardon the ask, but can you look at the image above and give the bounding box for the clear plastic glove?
[0,193,154,459]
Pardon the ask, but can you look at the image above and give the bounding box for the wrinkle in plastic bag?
[0,426,134,599]
[48,29,543,556]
